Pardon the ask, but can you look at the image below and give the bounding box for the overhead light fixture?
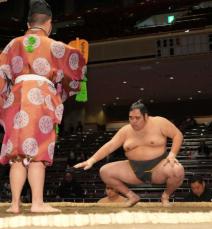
[140,88,144,91]
[116,97,120,100]
[167,15,175,24]
[177,98,181,101]
[197,90,202,94]
[122,81,127,84]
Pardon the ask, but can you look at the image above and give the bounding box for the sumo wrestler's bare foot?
[161,192,172,207]
[6,205,20,214]
[31,203,61,213]
[125,191,140,207]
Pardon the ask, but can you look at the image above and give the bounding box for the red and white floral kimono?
[0,29,86,166]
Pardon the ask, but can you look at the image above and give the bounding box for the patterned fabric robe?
[0,29,86,166]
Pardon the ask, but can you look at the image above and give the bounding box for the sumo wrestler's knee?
[173,163,184,180]
[99,164,112,180]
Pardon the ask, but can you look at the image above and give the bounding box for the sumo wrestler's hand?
[164,152,179,167]
[74,158,97,170]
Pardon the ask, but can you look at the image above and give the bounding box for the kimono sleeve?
[0,39,14,96]
[51,41,86,100]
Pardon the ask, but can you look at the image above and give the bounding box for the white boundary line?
[0,202,212,228]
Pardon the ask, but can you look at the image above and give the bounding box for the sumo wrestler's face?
[129,108,147,131]
[105,186,119,198]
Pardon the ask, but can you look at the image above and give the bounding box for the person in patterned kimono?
[0,0,86,213]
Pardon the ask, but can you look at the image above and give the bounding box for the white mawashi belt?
[15,74,54,87]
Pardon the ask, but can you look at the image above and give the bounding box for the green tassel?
[55,124,60,136]
[76,80,88,102]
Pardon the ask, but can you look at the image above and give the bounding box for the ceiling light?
[177,98,181,101]
[185,29,190,33]
[122,81,127,84]
[102,104,106,106]
[197,90,202,93]
[116,97,120,100]
[140,88,144,91]
[169,76,174,80]
[189,97,193,100]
